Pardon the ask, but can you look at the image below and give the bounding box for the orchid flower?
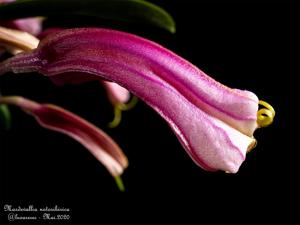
[0,0,42,36]
[0,28,275,173]
[0,95,128,190]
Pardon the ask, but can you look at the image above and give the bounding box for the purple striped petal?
[39,28,131,109]
[0,28,260,173]
[0,96,128,177]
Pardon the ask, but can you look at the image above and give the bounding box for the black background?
[0,0,299,224]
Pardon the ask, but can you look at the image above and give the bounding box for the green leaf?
[0,0,176,33]
[0,104,11,130]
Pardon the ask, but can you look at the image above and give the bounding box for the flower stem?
[108,107,122,128]
[119,96,138,111]
[114,176,125,192]
[108,96,138,128]
[0,104,11,129]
